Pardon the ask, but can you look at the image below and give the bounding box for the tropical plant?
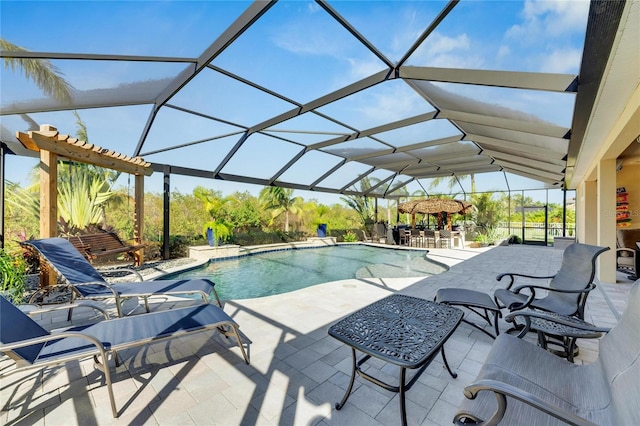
[0,248,27,304]
[471,192,505,232]
[224,191,264,231]
[259,187,303,232]
[57,171,114,232]
[429,174,475,194]
[340,177,379,228]
[343,231,359,242]
[193,186,233,245]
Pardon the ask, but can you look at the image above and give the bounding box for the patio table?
[328,294,463,426]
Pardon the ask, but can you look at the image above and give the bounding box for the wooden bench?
[68,232,145,266]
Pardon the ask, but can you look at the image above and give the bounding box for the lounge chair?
[494,243,609,319]
[454,280,640,425]
[22,238,220,317]
[0,295,249,418]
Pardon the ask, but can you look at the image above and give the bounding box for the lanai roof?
[1,0,636,197]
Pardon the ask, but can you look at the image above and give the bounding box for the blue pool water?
[160,245,447,300]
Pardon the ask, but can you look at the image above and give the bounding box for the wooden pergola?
[17,125,153,283]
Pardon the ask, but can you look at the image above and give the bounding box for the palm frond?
[1,38,74,103]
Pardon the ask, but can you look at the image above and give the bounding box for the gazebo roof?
[1,1,636,197]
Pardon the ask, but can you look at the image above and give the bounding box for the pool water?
[160,245,447,300]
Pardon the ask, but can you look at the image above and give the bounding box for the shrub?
[343,231,358,242]
[0,248,27,304]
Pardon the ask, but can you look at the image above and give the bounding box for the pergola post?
[134,174,145,266]
[39,149,59,286]
[0,142,5,250]
[39,149,58,239]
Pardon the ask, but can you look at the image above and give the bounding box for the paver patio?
[1,245,633,425]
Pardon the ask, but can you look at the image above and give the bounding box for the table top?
[328,294,463,369]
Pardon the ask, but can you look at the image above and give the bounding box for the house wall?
[574,90,640,282]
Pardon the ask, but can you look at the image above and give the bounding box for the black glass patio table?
[328,294,463,426]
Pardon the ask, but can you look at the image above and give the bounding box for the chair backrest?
[0,296,50,364]
[598,280,640,424]
[616,228,640,249]
[547,243,609,310]
[22,238,107,285]
[439,229,451,238]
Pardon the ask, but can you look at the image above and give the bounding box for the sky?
[1,0,589,206]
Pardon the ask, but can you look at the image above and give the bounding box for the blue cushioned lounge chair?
[0,295,248,418]
[23,238,220,317]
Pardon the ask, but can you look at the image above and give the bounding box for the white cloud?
[541,48,583,73]
[427,33,471,55]
[498,45,511,60]
[409,32,484,68]
[358,84,427,124]
[508,0,589,40]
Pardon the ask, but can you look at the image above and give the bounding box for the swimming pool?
[159,245,447,300]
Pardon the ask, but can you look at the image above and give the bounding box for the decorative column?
[596,159,617,283]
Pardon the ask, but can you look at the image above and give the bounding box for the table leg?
[335,348,356,410]
[399,367,408,426]
[441,346,458,378]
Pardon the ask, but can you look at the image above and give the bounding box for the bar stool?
[423,230,436,248]
[410,229,423,247]
[399,229,411,245]
[439,229,453,248]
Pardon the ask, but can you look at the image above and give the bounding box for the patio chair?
[22,238,220,317]
[454,280,640,425]
[494,243,609,319]
[0,295,249,418]
[438,229,453,248]
[423,229,436,248]
[616,228,640,279]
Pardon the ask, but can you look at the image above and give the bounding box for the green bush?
[343,231,358,242]
[0,249,27,304]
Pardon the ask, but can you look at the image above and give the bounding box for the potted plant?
[203,221,232,247]
[315,205,329,237]
[0,248,27,304]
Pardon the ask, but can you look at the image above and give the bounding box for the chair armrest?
[512,282,596,296]
[509,283,596,311]
[99,268,143,282]
[0,330,108,360]
[496,272,556,290]
[27,284,73,304]
[455,379,597,426]
[24,301,111,320]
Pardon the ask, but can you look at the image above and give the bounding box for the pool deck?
[1,245,634,425]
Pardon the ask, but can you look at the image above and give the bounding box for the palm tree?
[259,187,303,233]
[340,177,381,228]
[1,38,73,103]
[429,174,475,195]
